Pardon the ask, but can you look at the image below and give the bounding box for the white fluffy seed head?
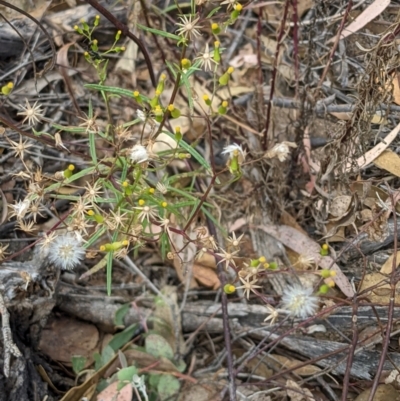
[280,284,319,319]
[47,233,85,270]
[221,143,246,160]
[129,144,148,163]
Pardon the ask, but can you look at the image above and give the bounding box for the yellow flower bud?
[211,22,221,34]
[181,58,191,69]
[224,284,236,294]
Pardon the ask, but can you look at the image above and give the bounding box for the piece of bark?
[340,218,400,261]
[0,250,58,401]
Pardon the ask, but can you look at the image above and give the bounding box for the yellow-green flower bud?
[138,199,145,206]
[219,72,230,86]
[150,92,160,108]
[319,284,330,294]
[250,259,260,267]
[213,41,221,62]
[175,126,182,142]
[230,3,243,22]
[153,105,163,122]
[181,58,191,69]
[91,39,98,52]
[81,20,89,32]
[178,153,191,159]
[100,240,129,252]
[218,100,229,115]
[115,29,122,41]
[320,269,331,278]
[148,188,155,194]
[211,22,221,35]
[168,104,181,118]
[161,201,168,208]
[224,283,236,294]
[63,164,75,179]
[320,243,329,256]
[94,214,104,224]
[156,73,166,93]
[203,94,212,106]
[94,15,100,27]
[269,261,278,270]
[133,90,142,105]
[1,82,13,95]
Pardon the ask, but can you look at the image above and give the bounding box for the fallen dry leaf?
[268,354,321,376]
[193,264,220,289]
[329,0,390,43]
[40,316,99,366]
[286,379,315,401]
[380,251,400,275]
[359,272,400,304]
[391,72,400,105]
[346,121,400,172]
[373,149,400,178]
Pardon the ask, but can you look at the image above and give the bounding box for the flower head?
[7,135,33,161]
[9,198,31,220]
[195,44,218,71]
[221,143,246,162]
[176,15,203,40]
[236,276,262,300]
[216,248,238,270]
[280,284,319,319]
[47,233,85,270]
[129,144,149,164]
[264,304,279,326]
[264,141,297,162]
[0,243,9,261]
[17,99,44,126]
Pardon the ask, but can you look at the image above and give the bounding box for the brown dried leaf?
[286,380,315,401]
[373,149,400,178]
[268,354,321,376]
[329,195,352,218]
[359,272,400,304]
[346,121,400,172]
[192,264,220,290]
[380,251,400,275]
[329,0,390,43]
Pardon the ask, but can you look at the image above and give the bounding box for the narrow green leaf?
[137,23,181,41]
[85,84,149,102]
[207,6,221,18]
[89,132,97,164]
